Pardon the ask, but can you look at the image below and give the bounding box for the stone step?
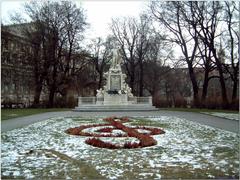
[73,105,158,112]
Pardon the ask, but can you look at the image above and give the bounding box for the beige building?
[1,24,96,108]
[1,24,35,107]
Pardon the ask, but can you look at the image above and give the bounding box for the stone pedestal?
[95,62,134,106]
[104,94,128,105]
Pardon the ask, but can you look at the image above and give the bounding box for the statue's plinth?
[103,94,128,105]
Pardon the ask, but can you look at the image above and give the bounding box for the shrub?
[153,97,172,108]
[66,96,77,108]
[229,99,239,110]
[174,97,187,108]
[204,97,223,109]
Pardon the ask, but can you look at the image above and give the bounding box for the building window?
[12,53,18,65]
[2,38,9,51]
[2,52,9,64]
[10,42,14,50]
[1,86,4,94]
[4,84,9,94]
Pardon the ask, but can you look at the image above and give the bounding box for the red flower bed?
[85,138,120,149]
[65,123,117,137]
[66,116,165,149]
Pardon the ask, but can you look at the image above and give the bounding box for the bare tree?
[135,14,152,96]
[111,15,160,96]
[143,30,173,98]
[223,2,239,103]
[189,2,229,107]
[88,36,114,90]
[151,1,200,106]
[19,1,87,107]
[180,2,217,105]
[111,17,139,94]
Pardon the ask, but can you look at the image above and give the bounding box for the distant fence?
[128,97,152,104]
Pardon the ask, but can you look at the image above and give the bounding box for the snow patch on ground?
[98,137,140,146]
[82,125,127,136]
[1,116,239,179]
[136,129,151,134]
[202,112,239,121]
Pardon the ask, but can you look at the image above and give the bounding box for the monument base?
[73,104,158,112]
[103,94,129,105]
[75,96,156,112]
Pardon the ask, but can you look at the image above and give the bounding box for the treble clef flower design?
[66,117,165,149]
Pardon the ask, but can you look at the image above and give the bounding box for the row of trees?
[150,1,239,108]
[12,1,88,107]
[9,1,238,108]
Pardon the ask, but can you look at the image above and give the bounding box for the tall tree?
[20,1,87,107]
[223,2,239,103]
[135,14,152,96]
[143,30,173,98]
[151,1,200,106]
[88,36,114,90]
[189,2,229,107]
[111,17,139,94]
[180,1,217,106]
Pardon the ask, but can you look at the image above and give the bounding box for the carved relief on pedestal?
[110,75,121,91]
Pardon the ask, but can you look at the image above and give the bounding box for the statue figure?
[111,49,122,68]
[122,82,133,97]
[126,87,133,97]
[96,88,104,97]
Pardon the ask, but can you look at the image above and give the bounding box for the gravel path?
[1,110,239,133]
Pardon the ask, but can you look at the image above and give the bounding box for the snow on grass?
[98,137,140,147]
[136,128,151,134]
[202,112,239,121]
[1,116,239,179]
[82,125,127,136]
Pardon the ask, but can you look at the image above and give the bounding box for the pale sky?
[1,0,148,39]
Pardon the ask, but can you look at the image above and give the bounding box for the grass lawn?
[1,116,238,179]
[1,108,70,120]
[161,107,239,114]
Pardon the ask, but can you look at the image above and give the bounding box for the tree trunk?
[130,76,135,94]
[32,84,42,107]
[98,72,103,90]
[139,60,144,97]
[48,87,55,108]
[188,65,199,107]
[232,78,238,102]
[48,61,57,108]
[212,48,229,107]
[130,63,135,94]
[201,69,209,106]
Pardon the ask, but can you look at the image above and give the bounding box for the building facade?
[1,24,96,108]
[1,25,35,107]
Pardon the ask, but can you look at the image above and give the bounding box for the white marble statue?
[126,87,133,97]
[122,82,133,97]
[111,49,122,68]
[96,88,104,97]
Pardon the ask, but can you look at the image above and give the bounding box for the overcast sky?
[1,0,148,39]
